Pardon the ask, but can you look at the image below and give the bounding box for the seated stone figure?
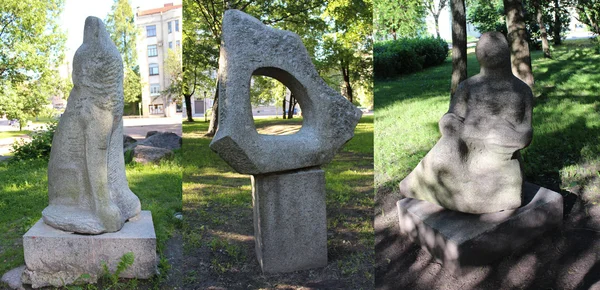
[41,17,141,234]
[399,32,533,214]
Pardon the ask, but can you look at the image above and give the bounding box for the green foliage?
[374,0,427,40]
[374,37,449,78]
[576,0,600,35]
[100,252,135,289]
[466,0,507,34]
[10,121,57,162]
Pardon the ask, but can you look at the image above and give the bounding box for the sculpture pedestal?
[21,211,157,288]
[251,168,327,273]
[397,183,563,272]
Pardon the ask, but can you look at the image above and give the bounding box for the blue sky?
[59,0,174,60]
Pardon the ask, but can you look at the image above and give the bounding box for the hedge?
[374,37,449,79]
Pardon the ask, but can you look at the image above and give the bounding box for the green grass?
[0,152,182,285]
[182,116,373,289]
[375,39,600,201]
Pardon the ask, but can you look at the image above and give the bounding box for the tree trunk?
[392,28,397,40]
[535,0,552,58]
[435,17,441,38]
[504,0,535,89]
[281,95,292,119]
[553,0,562,45]
[341,60,353,103]
[450,0,467,96]
[205,80,219,137]
[184,93,194,122]
[287,94,296,119]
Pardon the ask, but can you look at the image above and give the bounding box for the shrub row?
[374,37,449,79]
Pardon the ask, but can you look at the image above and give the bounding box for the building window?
[169,41,173,49]
[150,84,160,96]
[176,40,180,48]
[150,104,164,115]
[168,21,172,33]
[175,20,179,32]
[147,45,157,57]
[149,63,159,76]
[146,25,156,37]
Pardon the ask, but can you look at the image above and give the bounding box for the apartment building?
[135,2,182,117]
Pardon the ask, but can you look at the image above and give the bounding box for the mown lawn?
[375,39,600,202]
[0,152,182,288]
[181,116,374,289]
[0,131,30,140]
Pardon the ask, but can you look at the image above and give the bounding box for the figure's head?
[476,32,511,70]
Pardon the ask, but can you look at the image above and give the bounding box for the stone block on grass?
[252,168,327,273]
[397,182,563,271]
[21,211,157,288]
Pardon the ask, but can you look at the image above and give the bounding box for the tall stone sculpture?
[42,16,141,234]
[209,10,362,273]
[20,17,156,288]
[396,32,562,269]
[399,32,533,214]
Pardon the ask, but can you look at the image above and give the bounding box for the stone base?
[22,211,157,288]
[251,168,328,273]
[397,182,563,271]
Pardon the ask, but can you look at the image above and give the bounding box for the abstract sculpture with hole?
[209,10,362,273]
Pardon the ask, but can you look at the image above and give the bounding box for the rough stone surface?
[138,131,181,150]
[123,134,137,149]
[1,266,25,290]
[209,10,362,175]
[21,211,157,288]
[397,183,563,271]
[42,16,141,234]
[399,32,534,214]
[133,145,173,163]
[252,168,328,273]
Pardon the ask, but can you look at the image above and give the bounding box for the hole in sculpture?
[251,75,302,136]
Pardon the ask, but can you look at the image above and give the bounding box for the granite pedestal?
[21,211,157,288]
[251,168,327,273]
[397,182,563,271]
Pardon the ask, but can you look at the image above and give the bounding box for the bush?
[10,121,57,162]
[374,37,449,79]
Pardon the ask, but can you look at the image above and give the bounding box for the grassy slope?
[375,40,600,201]
[182,116,373,289]
[0,154,182,282]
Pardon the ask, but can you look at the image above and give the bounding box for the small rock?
[1,265,25,290]
[139,132,181,151]
[133,145,174,164]
[174,212,183,220]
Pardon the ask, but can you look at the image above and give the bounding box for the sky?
[59,0,179,61]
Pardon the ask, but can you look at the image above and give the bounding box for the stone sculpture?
[42,16,141,234]
[399,32,533,214]
[209,10,362,273]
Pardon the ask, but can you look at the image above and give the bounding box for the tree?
[575,0,600,35]
[0,0,66,126]
[466,0,507,34]
[105,0,142,108]
[450,0,467,96]
[374,0,427,40]
[425,0,449,38]
[504,0,535,88]
[533,0,552,58]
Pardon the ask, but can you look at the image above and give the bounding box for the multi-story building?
[135,2,182,117]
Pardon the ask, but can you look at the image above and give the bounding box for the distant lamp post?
[204,91,207,122]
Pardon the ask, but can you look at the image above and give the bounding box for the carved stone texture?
[400,32,534,214]
[209,10,362,175]
[42,17,141,234]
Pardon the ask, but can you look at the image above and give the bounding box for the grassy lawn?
[0,153,182,288]
[375,39,600,202]
[182,116,374,289]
